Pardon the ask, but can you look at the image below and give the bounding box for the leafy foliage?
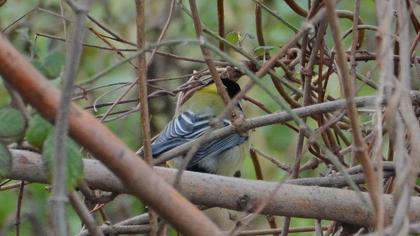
[42,132,84,190]
[26,114,85,190]
[225,31,241,45]
[32,51,65,79]
[0,107,26,143]
[25,114,53,149]
[0,142,11,177]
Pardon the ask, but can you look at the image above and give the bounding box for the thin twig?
[69,192,104,236]
[134,1,157,235]
[50,1,91,236]
[250,149,280,236]
[252,148,290,171]
[0,181,30,191]
[283,6,325,234]
[253,0,298,33]
[87,15,134,46]
[255,1,266,53]
[88,27,137,68]
[390,2,420,234]
[15,181,24,236]
[1,7,37,33]
[323,0,380,222]
[217,0,225,51]
[146,0,176,68]
[236,226,328,235]
[188,0,231,105]
[59,0,68,41]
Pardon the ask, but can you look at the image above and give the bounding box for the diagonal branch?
[323,0,381,224]
[188,0,231,105]
[0,35,221,236]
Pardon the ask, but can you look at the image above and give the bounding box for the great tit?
[147,78,248,176]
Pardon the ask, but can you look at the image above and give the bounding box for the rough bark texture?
[6,149,420,227]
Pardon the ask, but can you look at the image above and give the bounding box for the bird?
[145,78,248,176]
[138,78,249,229]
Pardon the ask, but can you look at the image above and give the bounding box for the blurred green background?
[0,0,381,235]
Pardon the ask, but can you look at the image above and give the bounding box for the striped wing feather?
[151,111,247,169]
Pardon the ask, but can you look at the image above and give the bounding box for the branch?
[153,91,420,164]
[323,0,381,222]
[188,0,231,105]
[0,35,221,236]
[217,0,224,51]
[69,192,103,236]
[5,150,420,227]
[134,1,158,234]
[50,1,91,235]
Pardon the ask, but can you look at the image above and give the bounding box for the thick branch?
[5,150,420,227]
[0,35,221,236]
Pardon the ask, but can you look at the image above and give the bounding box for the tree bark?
[5,149,420,227]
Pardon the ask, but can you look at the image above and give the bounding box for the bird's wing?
[151,111,209,156]
[151,111,247,168]
[187,131,247,169]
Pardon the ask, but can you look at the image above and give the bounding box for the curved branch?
[284,0,365,48]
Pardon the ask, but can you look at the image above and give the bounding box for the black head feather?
[221,79,241,98]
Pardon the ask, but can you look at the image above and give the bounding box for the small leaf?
[67,140,84,190]
[31,51,65,79]
[32,59,50,77]
[0,107,26,143]
[25,114,53,149]
[44,52,65,79]
[225,31,241,45]
[254,46,275,57]
[0,142,11,177]
[43,132,84,190]
[42,134,54,174]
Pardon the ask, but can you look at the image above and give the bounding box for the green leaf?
[32,59,50,77]
[25,115,53,149]
[0,142,11,177]
[254,46,275,56]
[44,52,65,79]
[43,133,84,190]
[65,138,84,190]
[31,51,65,79]
[0,107,26,143]
[225,31,241,45]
